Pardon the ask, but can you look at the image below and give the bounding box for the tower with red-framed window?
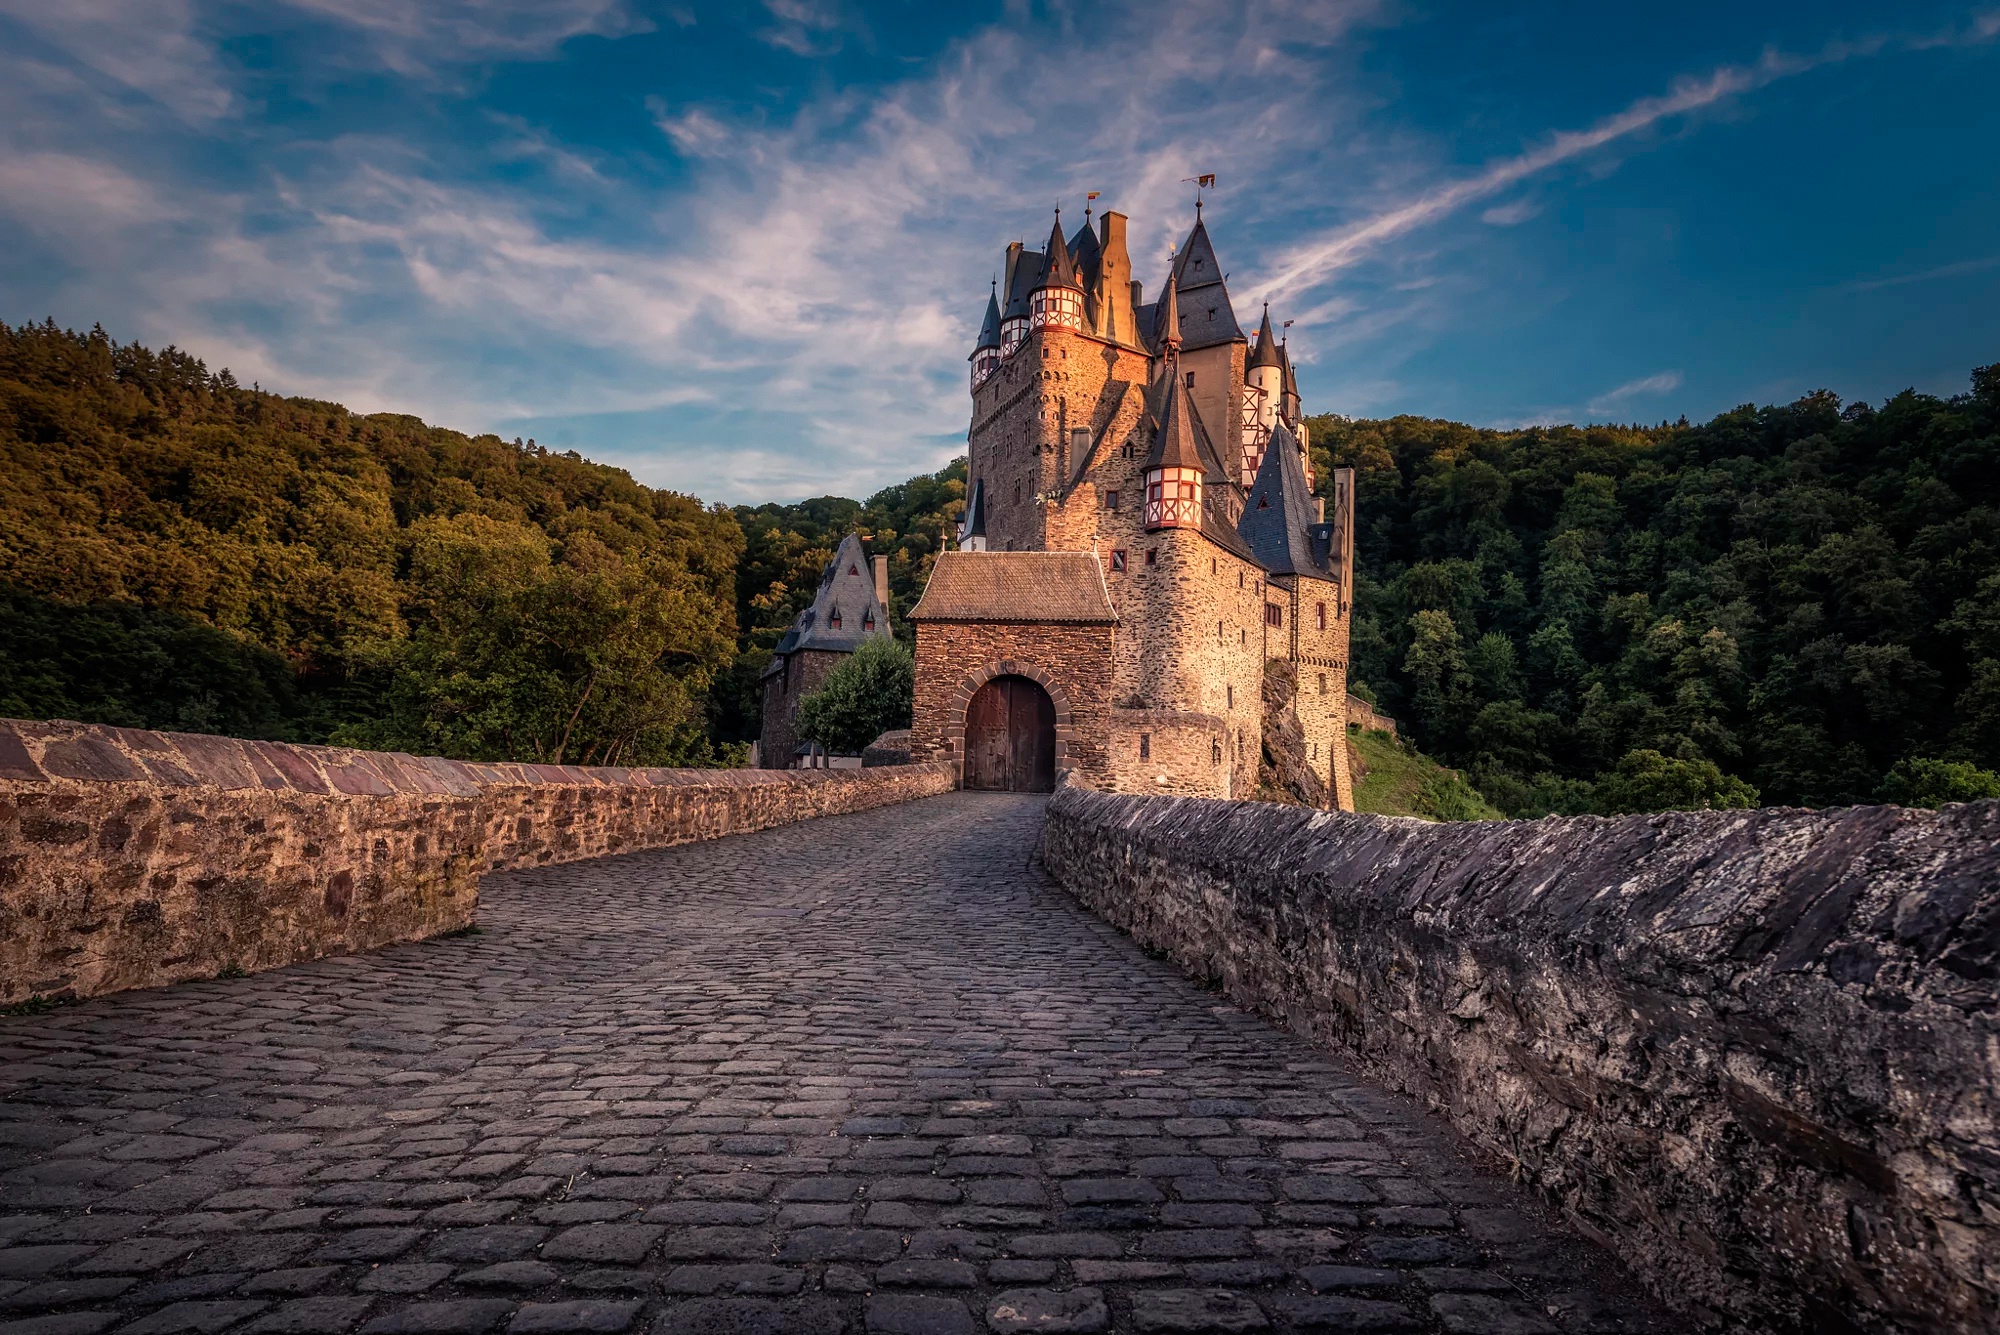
[936,199,1358,809]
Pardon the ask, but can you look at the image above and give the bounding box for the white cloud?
[1480,198,1539,226]
[0,0,231,121]
[1586,370,1683,417]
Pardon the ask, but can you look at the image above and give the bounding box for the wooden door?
[963,676,1057,793]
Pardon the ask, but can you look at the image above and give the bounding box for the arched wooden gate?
[962,674,1056,792]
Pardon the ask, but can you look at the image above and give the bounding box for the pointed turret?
[1165,209,1244,350]
[1248,305,1282,370]
[1155,271,1182,353]
[1237,421,1332,581]
[1000,240,1038,354]
[970,282,1003,390]
[1029,211,1084,333]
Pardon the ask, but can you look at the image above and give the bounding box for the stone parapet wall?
[1346,697,1398,735]
[1040,786,2000,1335]
[0,719,952,1005]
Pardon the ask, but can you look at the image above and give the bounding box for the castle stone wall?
[1040,785,2000,1335]
[1106,708,1228,797]
[758,647,847,767]
[0,719,952,1005]
[910,621,1114,786]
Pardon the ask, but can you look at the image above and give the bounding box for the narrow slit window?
[1139,734,1151,760]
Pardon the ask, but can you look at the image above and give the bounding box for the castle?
[907,203,1357,807]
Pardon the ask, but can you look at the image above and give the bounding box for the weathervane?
[1180,174,1216,212]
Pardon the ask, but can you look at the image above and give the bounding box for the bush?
[1590,748,1758,814]
[794,636,914,754]
[1876,757,2000,807]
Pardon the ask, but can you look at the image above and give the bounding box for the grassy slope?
[1349,727,1504,821]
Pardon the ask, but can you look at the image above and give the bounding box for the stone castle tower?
[908,203,1356,807]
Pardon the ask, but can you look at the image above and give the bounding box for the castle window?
[1316,602,1327,630]
[829,608,842,630]
[1210,558,1217,575]
[1217,620,1223,639]
[1312,742,1318,760]
[1318,673,1327,694]
[1212,739,1222,765]
[1226,684,1234,709]
[863,610,875,631]
[1014,483,1021,504]
[1110,549,1127,573]
[1265,603,1283,628]
[1121,442,1133,458]
[1185,371,1195,388]
[1139,734,1151,760]
[848,565,859,576]
[1145,549,1157,567]
[1240,629,1246,643]
[1072,427,1090,457]
[1237,572,1244,589]
[1105,489,1119,510]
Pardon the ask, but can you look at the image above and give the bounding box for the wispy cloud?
[1587,370,1682,416]
[1844,253,2000,291]
[1247,16,2000,311]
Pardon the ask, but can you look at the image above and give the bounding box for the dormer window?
[829,608,842,630]
[863,610,875,631]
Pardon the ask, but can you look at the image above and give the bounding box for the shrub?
[1876,757,2000,807]
[794,636,914,755]
[1590,748,1758,814]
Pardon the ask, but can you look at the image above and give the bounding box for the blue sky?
[2,1,1997,504]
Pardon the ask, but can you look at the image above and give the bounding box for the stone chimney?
[872,555,890,621]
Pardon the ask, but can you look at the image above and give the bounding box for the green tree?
[793,637,915,755]
[1590,749,1759,814]
[1876,758,2000,807]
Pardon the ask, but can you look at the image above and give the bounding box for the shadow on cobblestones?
[1,793,1670,1334]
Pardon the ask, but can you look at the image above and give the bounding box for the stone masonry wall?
[1040,786,2000,1335]
[0,719,952,1005]
[910,621,1113,786]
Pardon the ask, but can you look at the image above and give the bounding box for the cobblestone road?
[2,794,1668,1335]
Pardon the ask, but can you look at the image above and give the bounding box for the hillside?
[1308,363,2000,814]
[0,319,742,766]
[6,316,1996,812]
[1348,726,1504,821]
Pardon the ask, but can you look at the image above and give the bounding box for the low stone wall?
[1040,787,2000,1335]
[1345,696,1397,735]
[0,719,952,1005]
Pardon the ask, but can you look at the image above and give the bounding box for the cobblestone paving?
[2,793,1671,1335]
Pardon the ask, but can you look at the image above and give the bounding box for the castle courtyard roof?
[910,551,1117,623]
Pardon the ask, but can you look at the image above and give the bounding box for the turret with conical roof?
[1029,211,1084,333]
[970,281,1003,389]
[1241,304,1286,485]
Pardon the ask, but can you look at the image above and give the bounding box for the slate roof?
[1237,422,1335,581]
[909,551,1117,623]
[1041,215,1081,290]
[762,533,892,676]
[1248,305,1282,370]
[960,478,987,540]
[1166,212,1245,350]
[1002,245,1043,322]
[973,285,1001,353]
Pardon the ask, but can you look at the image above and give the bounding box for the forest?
[3,317,1995,811]
[1309,362,2000,812]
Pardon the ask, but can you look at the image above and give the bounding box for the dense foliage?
[10,315,1996,815]
[1309,363,2000,814]
[711,464,963,744]
[794,636,917,754]
[0,319,742,765]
